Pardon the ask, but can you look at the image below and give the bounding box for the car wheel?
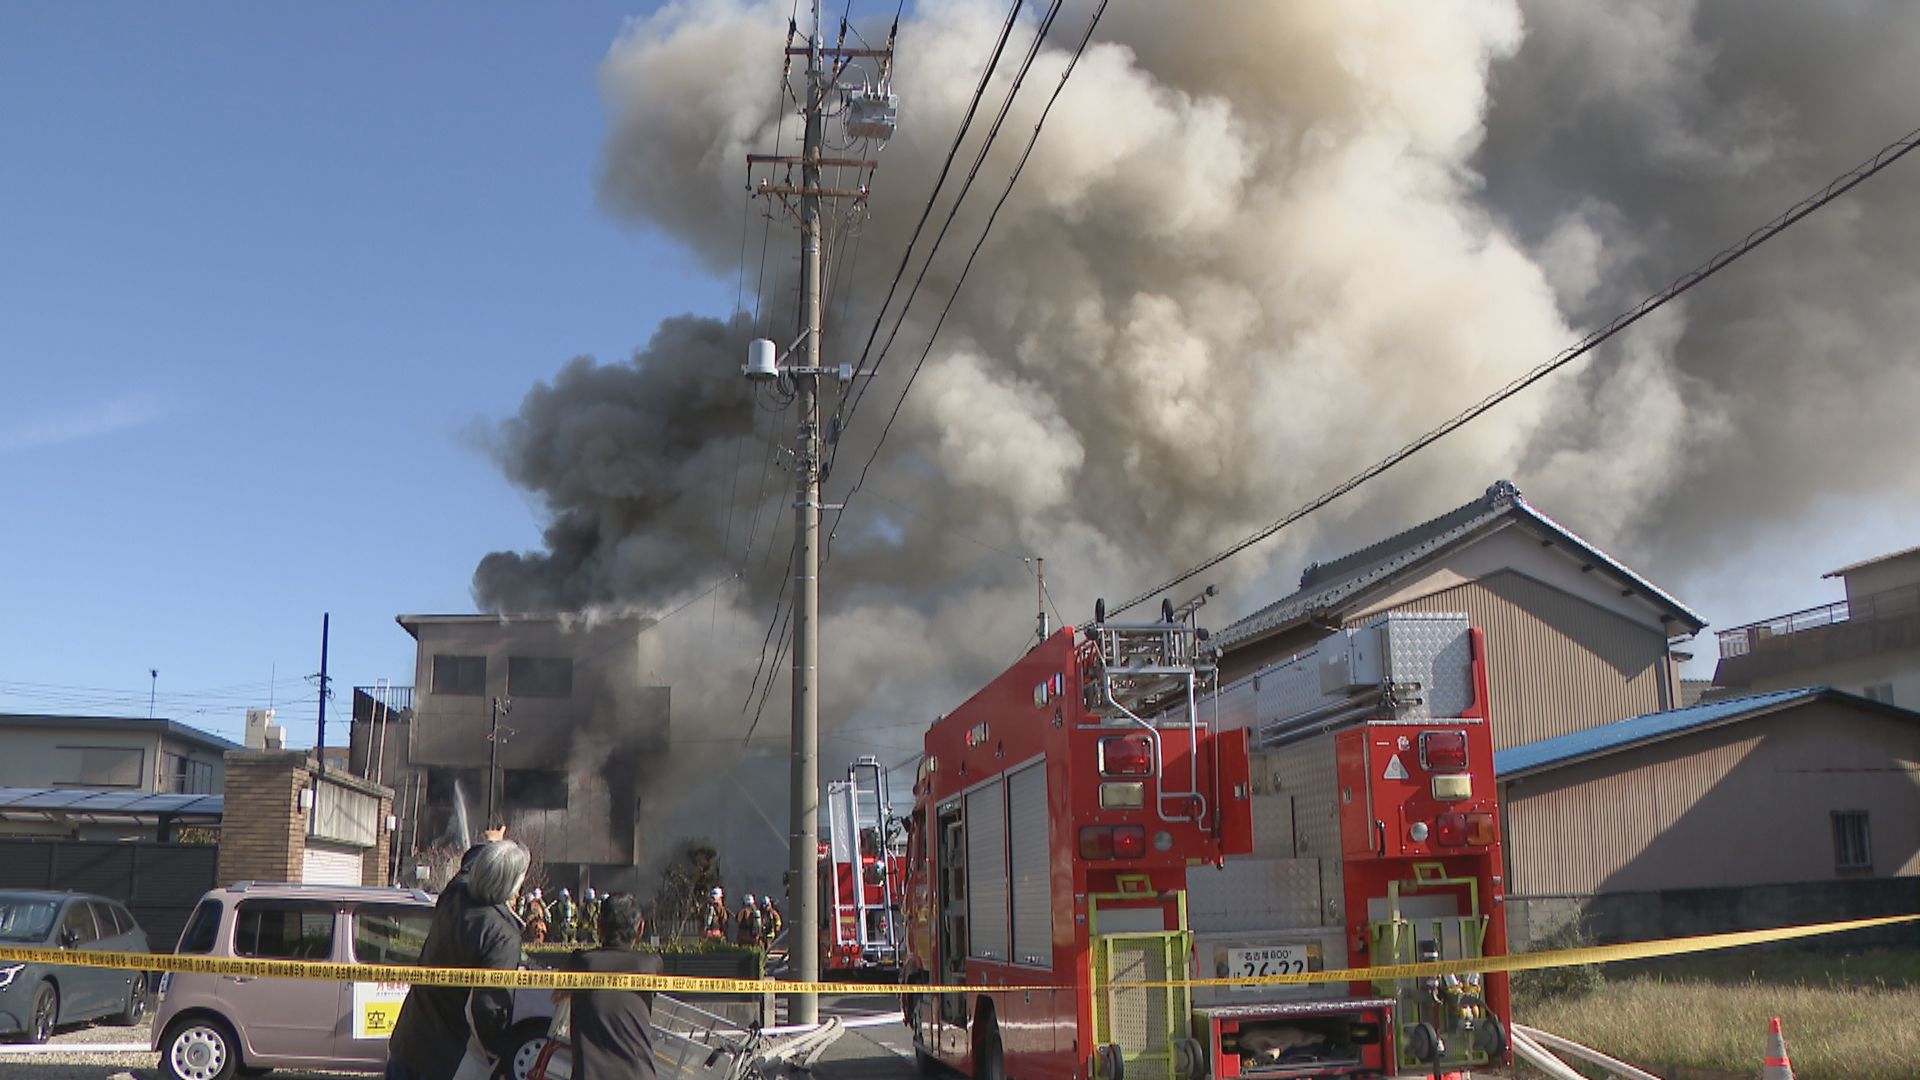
[26,983,57,1044]
[112,973,151,1026]
[503,1020,552,1080]
[161,1017,240,1080]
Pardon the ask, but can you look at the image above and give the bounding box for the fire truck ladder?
[1085,588,1218,825]
[826,757,900,967]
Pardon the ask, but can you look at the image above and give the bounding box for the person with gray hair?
[388,840,529,1080]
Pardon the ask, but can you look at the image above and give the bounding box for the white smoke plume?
[474,0,1920,780]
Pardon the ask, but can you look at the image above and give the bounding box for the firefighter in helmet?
[760,895,783,945]
[580,887,601,946]
[736,893,764,948]
[701,886,730,941]
[554,888,577,944]
[521,887,549,944]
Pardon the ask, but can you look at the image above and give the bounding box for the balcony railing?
[353,685,415,721]
[1718,582,1920,659]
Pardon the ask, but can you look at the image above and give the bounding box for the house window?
[431,655,487,696]
[1863,683,1895,705]
[162,752,215,794]
[1832,811,1872,871]
[508,657,573,698]
[503,769,569,810]
[58,746,144,789]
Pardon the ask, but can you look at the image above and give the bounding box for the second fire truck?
[821,756,907,974]
[900,596,1511,1080]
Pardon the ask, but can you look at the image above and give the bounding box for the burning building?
[352,613,670,893]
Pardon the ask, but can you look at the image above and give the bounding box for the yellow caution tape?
[0,913,1909,996]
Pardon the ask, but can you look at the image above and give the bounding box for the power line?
[828,0,1104,555]
[828,0,1025,423]
[1111,122,1920,618]
[832,0,1065,446]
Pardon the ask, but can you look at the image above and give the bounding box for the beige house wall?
[1389,572,1674,748]
[1501,701,1920,896]
[1215,527,1687,747]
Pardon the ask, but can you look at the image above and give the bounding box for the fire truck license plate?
[1226,945,1314,990]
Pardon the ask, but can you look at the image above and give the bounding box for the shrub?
[1511,917,1605,1004]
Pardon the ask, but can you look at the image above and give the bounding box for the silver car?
[151,881,555,1080]
[0,890,152,1042]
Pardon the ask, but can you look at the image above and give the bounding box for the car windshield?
[0,899,61,942]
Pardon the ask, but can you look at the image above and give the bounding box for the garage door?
[302,844,364,885]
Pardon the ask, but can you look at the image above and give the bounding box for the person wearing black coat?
[386,839,529,1080]
[559,892,665,1080]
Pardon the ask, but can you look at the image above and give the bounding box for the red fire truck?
[900,597,1510,1080]
[821,756,907,974]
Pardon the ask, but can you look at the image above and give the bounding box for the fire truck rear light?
[1098,735,1154,777]
[1434,813,1467,847]
[1420,730,1469,771]
[1078,825,1146,860]
[1466,813,1497,846]
[1430,774,1473,801]
[1099,782,1145,809]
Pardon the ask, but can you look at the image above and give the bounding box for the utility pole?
[787,0,828,1027]
[315,614,330,776]
[742,0,894,1026]
[486,696,511,828]
[148,669,158,719]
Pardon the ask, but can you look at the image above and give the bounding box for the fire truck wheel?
[1474,1014,1508,1058]
[1174,1037,1205,1080]
[1404,1022,1441,1064]
[970,1001,1005,1080]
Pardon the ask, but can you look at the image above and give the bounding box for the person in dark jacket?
[559,892,664,1080]
[387,839,529,1080]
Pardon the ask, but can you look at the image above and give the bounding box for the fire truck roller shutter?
[1006,761,1052,968]
[966,778,1009,962]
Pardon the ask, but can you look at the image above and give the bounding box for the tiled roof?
[1214,481,1705,650]
[1493,687,1842,777]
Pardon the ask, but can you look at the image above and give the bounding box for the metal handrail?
[1716,582,1920,658]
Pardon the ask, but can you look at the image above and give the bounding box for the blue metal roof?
[1494,688,1829,777]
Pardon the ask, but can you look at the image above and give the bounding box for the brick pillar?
[363,791,395,886]
[218,751,314,886]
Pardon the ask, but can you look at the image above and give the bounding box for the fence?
[0,839,219,950]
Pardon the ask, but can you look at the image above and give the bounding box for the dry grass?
[1513,949,1920,1080]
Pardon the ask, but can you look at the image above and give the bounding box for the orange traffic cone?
[1762,1016,1794,1079]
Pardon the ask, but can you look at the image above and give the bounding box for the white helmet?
[584,888,597,901]
[559,888,570,897]
[742,894,755,905]
[530,888,542,899]
[710,886,724,900]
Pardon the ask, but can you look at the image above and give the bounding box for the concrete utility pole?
[788,0,827,1026]
[746,0,893,1025]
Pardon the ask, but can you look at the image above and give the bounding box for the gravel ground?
[0,1018,363,1080]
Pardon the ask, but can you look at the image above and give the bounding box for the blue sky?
[0,2,714,743]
